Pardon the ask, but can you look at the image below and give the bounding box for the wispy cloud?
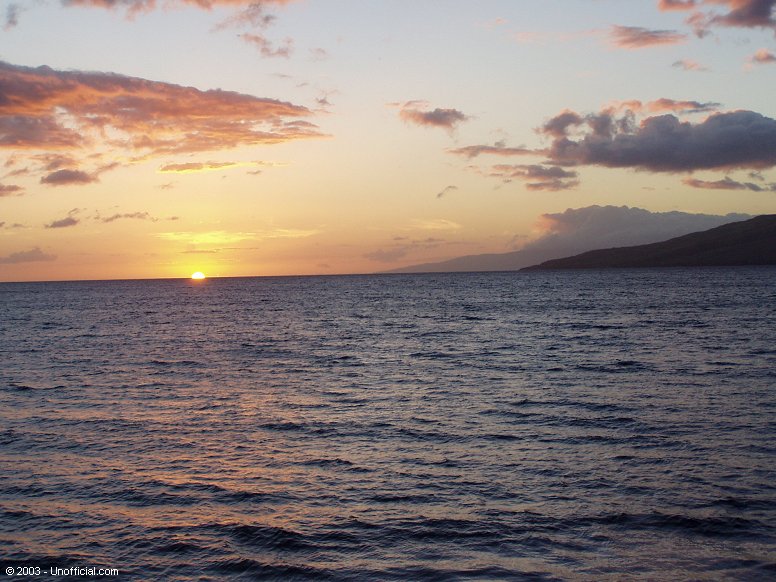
[62,0,296,17]
[447,142,535,159]
[409,218,462,231]
[609,25,686,48]
[683,176,776,190]
[672,58,709,71]
[0,184,24,196]
[0,247,56,264]
[488,164,579,191]
[607,98,720,114]
[241,33,293,58]
[98,211,156,223]
[436,185,458,199]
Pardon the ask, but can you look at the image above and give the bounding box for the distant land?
[386,206,750,274]
[522,215,776,271]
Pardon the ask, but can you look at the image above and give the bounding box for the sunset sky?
[1,0,775,281]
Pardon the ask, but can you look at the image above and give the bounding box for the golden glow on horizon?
[191,272,206,280]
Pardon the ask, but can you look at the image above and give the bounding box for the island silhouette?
[522,215,776,270]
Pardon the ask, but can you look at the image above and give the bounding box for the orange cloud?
[0,61,321,180]
[607,98,720,114]
[750,48,776,64]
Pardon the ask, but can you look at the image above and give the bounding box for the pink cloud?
[609,25,686,48]
[0,61,321,182]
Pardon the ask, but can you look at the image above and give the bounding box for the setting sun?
[191,272,206,280]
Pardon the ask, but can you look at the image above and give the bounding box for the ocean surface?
[1,269,775,581]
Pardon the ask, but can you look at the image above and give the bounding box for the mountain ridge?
[521,215,776,271]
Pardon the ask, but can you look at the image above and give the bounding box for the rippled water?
[1,269,775,580]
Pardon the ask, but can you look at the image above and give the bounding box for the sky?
[1,0,775,282]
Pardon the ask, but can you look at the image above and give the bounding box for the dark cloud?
[0,247,56,264]
[40,169,96,186]
[489,164,579,191]
[663,1,776,35]
[46,216,79,229]
[707,0,776,30]
[683,176,776,190]
[609,25,686,48]
[541,108,776,172]
[397,101,470,130]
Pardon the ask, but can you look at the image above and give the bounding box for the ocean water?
[1,269,775,581]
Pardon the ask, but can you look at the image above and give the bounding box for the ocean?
[1,269,775,581]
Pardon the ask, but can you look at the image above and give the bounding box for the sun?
[191,271,206,280]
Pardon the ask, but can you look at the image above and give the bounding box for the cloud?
[749,48,776,64]
[609,25,686,48]
[607,98,720,114]
[46,209,81,229]
[62,0,295,16]
[99,211,156,222]
[396,101,470,131]
[157,227,318,245]
[0,247,56,264]
[0,60,320,171]
[488,164,579,191]
[659,0,697,9]
[159,161,239,173]
[541,107,776,172]
[410,218,462,231]
[40,169,96,186]
[436,185,458,199]
[4,3,21,29]
[524,205,751,255]
[0,184,24,196]
[672,58,709,71]
[241,33,293,58]
[447,142,535,159]
[705,0,776,30]
[665,1,776,35]
[683,176,776,190]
